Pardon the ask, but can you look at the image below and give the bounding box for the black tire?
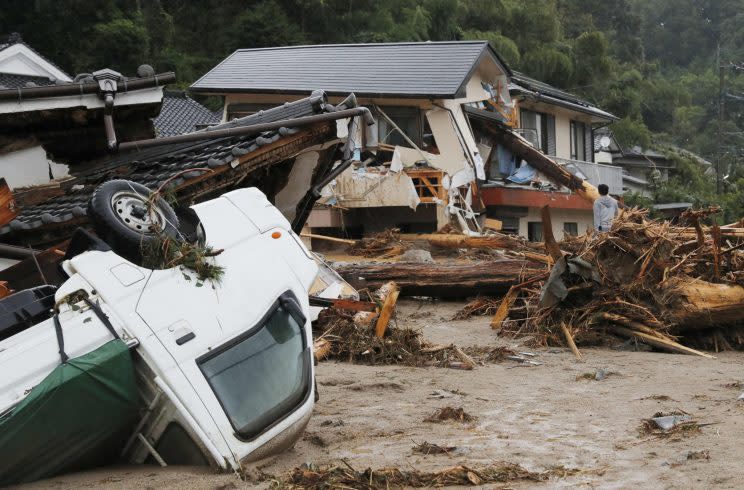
[87,180,179,261]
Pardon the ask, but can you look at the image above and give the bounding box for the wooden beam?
[300,232,357,245]
[374,284,400,338]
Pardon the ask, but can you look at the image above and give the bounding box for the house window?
[563,222,578,236]
[527,222,543,242]
[375,106,423,148]
[520,109,555,155]
[570,121,587,161]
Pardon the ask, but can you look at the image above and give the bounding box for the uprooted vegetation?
[275,462,584,488]
[312,308,515,367]
[424,406,475,423]
[495,207,744,354]
[141,234,225,282]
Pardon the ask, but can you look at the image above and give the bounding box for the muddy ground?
[21,298,744,489]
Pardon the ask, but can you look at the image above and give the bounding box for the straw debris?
[276,462,582,488]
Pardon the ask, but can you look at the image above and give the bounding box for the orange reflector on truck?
[271,231,282,239]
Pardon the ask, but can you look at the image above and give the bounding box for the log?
[664,278,744,331]
[398,233,522,250]
[335,260,543,297]
[541,206,563,262]
[486,125,599,203]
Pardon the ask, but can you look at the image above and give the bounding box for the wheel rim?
[110,190,167,234]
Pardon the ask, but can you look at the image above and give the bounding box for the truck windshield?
[198,301,309,440]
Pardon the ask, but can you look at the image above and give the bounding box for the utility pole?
[717,44,725,194]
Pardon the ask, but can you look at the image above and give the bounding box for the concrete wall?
[0,146,69,189]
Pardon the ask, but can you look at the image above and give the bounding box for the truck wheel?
[88,180,179,261]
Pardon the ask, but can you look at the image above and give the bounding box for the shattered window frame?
[375,106,423,148]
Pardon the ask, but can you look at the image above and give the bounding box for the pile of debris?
[495,207,744,355]
[312,281,518,368]
[280,462,583,488]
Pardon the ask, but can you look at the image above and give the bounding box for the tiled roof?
[152,91,221,138]
[0,33,72,80]
[191,41,511,98]
[510,71,617,122]
[1,92,336,241]
[0,73,56,89]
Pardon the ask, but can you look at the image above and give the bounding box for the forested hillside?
[2,0,743,215]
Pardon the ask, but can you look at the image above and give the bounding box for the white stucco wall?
[0,146,69,189]
[518,207,594,241]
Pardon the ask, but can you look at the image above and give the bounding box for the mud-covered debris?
[686,449,710,460]
[303,432,327,447]
[641,412,700,437]
[425,407,474,423]
[576,368,614,381]
[452,296,500,320]
[412,441,457,455]
[277,462,583,488]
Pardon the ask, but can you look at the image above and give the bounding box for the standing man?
[593,184,619,232]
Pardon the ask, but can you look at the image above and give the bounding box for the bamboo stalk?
[301,232,357,245]
[608,326,715,359]
[598,312,675,341]
[560,323,583,361]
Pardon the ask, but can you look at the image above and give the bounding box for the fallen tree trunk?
[486,125,599,202]
[665,278,744,331]
[334,260,543,297]
[398,233,522,250]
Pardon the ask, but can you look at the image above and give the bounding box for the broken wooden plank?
[300,232,357,245]
[375,284,400,338]
[490,272,549,329]
[308,296,377,312]
[484,218,502,231]
[560,323,583,361]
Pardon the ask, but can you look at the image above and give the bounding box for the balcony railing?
[555,157,623,195]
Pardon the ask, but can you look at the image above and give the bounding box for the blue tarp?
[507,163,537,184]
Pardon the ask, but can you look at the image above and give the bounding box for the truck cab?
[0,186,319,483]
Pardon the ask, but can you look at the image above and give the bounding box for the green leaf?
[182,273,192,281]
[196,282,203,288]
[71,304,80,311]
[83,317,92,323]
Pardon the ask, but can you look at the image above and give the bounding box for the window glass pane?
[527,222,543,242]
[576,123,586,161]
[199,304,309,439]
[376,107,421,147]
[570,121,576,160]
[563,222,578,236]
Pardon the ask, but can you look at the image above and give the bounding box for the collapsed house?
[192,41,621,242]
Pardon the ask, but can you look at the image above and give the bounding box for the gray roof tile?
[191,41,510,98]
[0,73,56,89]
[152,91,221,138]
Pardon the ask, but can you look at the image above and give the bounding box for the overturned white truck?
[0,181,323,485]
